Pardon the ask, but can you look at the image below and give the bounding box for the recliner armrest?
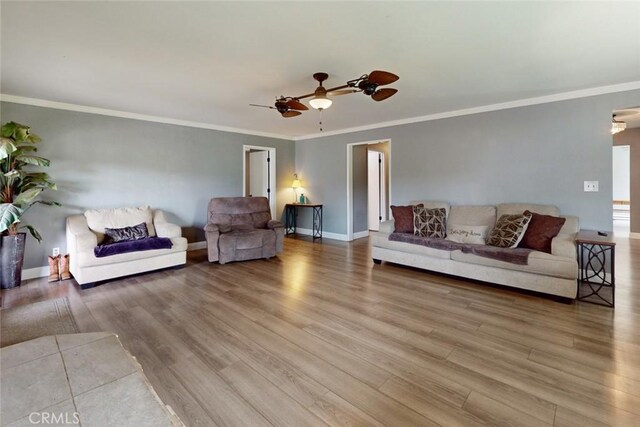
[268,220,284,229]
[204,223,219,232]
[205,223,232,233]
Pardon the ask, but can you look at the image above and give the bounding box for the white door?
[249,151,269,198]
[368,151,381,231]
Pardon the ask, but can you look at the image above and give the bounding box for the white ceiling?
[2,2,639,138]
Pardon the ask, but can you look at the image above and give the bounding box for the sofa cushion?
[85,206,156,243]
[497,203,560,218]
[451,249,578,279]
[391,204,423,233]
[486,213,532,248]
[413,206,447,238]
[448,205,496,228]
[519,210,566,254]
[446,224,490,245]
[94,237,172,258]
[77,237,187,268]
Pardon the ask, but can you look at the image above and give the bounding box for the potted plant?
[0,121,58,289]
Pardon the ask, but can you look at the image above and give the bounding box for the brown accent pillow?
[519,210,566,253]
[391,204,423,233]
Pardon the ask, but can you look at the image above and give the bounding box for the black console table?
[576,230,615,307]
[285,203,322,240]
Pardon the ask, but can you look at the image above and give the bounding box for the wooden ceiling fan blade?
[371,88,398,101]
[368,70,399,86]
[250,104,275,109]
[327,89,358,96]
[285,99,308,110]
[282,110,302,118]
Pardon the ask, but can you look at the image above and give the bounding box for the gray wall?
[295,90,640,235]
[0,102,294,269]
[614,127,640,233]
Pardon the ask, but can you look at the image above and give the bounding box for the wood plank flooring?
[2,235,640,426]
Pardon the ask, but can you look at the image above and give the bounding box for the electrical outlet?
[584,181,599,192]
[52,247,60,257]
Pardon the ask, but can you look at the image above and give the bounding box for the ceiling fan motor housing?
[359,80,378,95]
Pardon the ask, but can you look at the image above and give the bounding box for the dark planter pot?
[0,233,26,289]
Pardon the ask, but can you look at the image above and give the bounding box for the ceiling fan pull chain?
[319,110,323,132]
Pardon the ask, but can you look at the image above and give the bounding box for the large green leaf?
[1,122,17,138]
[21,225,42,242]
[0,138,17,160]
[16,155,50,167]
[13,188,43,206]
[0,203,22,233]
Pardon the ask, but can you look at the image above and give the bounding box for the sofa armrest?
[268,220,284,229]
[551,233,577,259]
[66,215,98,252]
[152,210,182,238]
[379,220,395,234]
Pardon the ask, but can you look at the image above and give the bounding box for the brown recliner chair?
[204,197,284,264]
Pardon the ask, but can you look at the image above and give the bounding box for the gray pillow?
[103,222,149,244]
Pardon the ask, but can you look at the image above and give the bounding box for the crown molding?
[294,81,640,141]
[0,94,295,141]
[3,80,639,142]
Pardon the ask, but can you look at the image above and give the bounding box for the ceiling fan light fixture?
[309,95,332,110]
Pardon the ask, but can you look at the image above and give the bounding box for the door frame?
[243,145,277,218]
[346,139,391,241]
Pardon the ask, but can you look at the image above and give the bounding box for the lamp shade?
[292,179,302,188]
[309,96,332,110]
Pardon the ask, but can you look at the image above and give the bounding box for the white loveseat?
[371,202,579,299]
[66,206,188,288]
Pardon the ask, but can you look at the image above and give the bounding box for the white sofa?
[371,202,579,299]
[66,206,187,288]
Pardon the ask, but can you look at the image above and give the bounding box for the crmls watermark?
[28,411,80,425]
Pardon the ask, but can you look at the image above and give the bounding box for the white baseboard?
[294,228,349,241]
[629,232,640,239]
[21,243,209,280]
[21,266,50,281]
[353,231,370,240]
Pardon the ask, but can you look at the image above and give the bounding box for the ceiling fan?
[250,70,399,118]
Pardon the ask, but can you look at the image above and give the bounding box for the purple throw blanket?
[388,233,532,265]
[94,237,173,258]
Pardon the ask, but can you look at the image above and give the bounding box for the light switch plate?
[584,181,599,192]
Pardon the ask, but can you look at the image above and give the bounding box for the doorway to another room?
[612,107,640,239]
[243,145,276,219]
[347,140,390,241]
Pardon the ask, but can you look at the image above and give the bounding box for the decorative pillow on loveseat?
[413,206,447,238]
[518,210,566,253]
[486,213,532,248]
[103,222,149,244]
[391,204,423,233]
[446,224,489,245]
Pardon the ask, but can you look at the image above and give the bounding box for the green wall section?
[295,90,640,235]
[0,102,294,269]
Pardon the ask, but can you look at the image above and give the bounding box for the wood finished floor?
[2,235,640,426]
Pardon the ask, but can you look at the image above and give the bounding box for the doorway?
[612,145,630,234]
[243,145,276,218]
[346,140,391,240]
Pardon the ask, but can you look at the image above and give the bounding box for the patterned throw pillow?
[413,206,447,238]
[486,213,532,248]
[103,222,149,244]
